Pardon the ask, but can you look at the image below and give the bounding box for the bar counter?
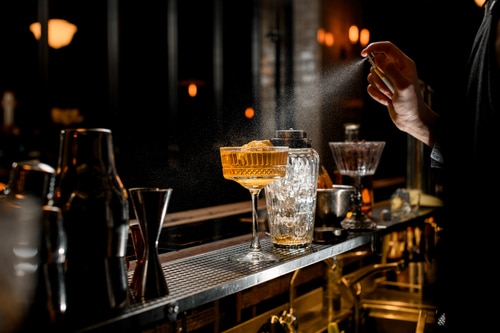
[77,200,440,332]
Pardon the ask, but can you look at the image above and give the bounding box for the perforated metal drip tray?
[80,233,372,332]
[79,203,439,332]
[125,213,255,259]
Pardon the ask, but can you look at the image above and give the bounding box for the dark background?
[0,0,485,212]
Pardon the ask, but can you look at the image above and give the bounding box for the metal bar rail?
[76,204,437,332]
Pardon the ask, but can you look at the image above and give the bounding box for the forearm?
[392,101,440,148]
[412,103,440,147]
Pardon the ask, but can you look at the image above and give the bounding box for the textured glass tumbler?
[265,147,319,249]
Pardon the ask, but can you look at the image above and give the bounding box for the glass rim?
[328,141,385,145]
[317,184,355,192]
[219,146,289,150]
[128,187,173,192]
[61,128,112,134]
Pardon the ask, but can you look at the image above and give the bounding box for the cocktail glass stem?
[351,175,364,220]
[230,188,280,263]
[341,175,376,230]
[249,189,262,252]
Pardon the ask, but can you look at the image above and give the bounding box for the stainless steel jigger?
[129,187,173,301]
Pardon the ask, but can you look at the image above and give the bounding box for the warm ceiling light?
[317,28,325,44]
[348,25,359,44]
[30,19,78,49]
[359,28,370,47]
[179,79,204,97]
[324,32,334,47]
[474,0,486,7]
[244,107,255,119]
[188,83,197,97]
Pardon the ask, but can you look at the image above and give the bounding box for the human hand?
[360,41,439,147]
[361,41,420,105]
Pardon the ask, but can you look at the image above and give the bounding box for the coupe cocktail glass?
[328,141,385,230]
[220,144,288,263]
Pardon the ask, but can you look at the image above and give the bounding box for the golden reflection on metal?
[29,19,78,49]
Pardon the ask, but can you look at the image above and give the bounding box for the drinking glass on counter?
[329,141,385,230]
[265,129,319,250]
[390,187,421,221]
[220,141,289,263]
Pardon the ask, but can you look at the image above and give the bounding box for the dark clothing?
[466,0,500,160]
[438,1,500,332]
[435,0,500,168]
[430,143,444,168]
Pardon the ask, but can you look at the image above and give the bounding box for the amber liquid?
[335,174,374,216]
[220,149,288,189]
[361,176,374,216]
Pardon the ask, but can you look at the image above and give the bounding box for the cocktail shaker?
[3,160,55,201]
[0,160,56,331]
[51,128,130,327]
[265,129,319,249]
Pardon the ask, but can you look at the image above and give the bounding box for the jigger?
[129,187,173,301]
